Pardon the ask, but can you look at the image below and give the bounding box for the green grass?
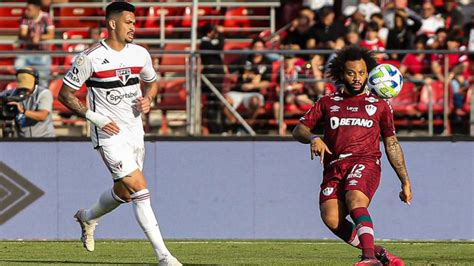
[0,240,473,265]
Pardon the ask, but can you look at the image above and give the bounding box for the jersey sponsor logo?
[365,97,379,103]
[330,105,340,112]
[330,96,344,101]
[116,68,132,85]
[106,89,138,105]
[346,106,359,112]
[365,105,377,116]
[322,187,334,196]
[330,117,374,129]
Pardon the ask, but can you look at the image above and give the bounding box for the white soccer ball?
[367,64,404,99]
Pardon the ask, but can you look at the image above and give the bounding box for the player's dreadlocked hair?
[326,46,377,85]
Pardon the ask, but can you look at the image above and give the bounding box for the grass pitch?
[0,240,473,265]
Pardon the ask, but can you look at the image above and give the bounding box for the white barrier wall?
[0,141,473,240]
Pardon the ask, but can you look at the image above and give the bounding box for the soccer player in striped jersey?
[293,46,412,266]
[59,2,181,265]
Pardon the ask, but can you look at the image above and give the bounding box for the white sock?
[85,189,125,223]
[131,189,171,260]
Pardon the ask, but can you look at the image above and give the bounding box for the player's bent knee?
[345,190,370,210]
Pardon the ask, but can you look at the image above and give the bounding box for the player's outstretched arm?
[293,123,331,163]
[383,135,412,205]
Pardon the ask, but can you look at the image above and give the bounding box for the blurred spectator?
[427,27,448,49]
[360,22,385,61]
[383,0,420,29]
[386,9,421,60]
[281,7,317,53]
[303,0,333,13]
[430,34,468,83]
[370,12,389,44]
[313,6,345,50]
[15,0,55,89]
[345,28,361,46]
[224,39,272,126]
[399,35,431,82]
[69,26,103,52]
[200,23,227,134]
[357,0,381,22]
[343,6,366,35]
[441,0,464,32]
[417,1,445,37]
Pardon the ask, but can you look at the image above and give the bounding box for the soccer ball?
[367,64,404,99]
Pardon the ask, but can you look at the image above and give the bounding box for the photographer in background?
[8,67,55,137]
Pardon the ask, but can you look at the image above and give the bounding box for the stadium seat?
[0,44,16,74]
[140,6,183,37]
[0,6,25,30]
[417,81,453,115]
[223,7,251,35]
[158,44,190,74]
[55,7,103,29]
[155,78,187,134]
[4,81,17,91]
[389,81,419,116]
[379,59,401,68]
[223,40,250,65]
[181,7,222,28]
[325,82,337,95]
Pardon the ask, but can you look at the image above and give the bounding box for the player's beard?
[343,79,367,96]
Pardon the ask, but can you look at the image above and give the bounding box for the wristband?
[309,135,319,142]
[85,110,112,129]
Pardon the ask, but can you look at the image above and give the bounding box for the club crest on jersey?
[322,187,334,196]
[365,105,377,116]
[116,68,132,85]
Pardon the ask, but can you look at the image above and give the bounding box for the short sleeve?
[140,51,157,83]
[63,54,92,90]
[380,100,396,138]
[299,99,324,132]
[37,90,53,112]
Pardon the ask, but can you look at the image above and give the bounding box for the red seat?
[181,7,222,28]
[0,44,16,74]
[223,7,251,35]
[223,41,250,65]
[324,82,337,95]
[0,7,25,29]
[139,6,183,37]
[158,44,190,74]
[5,81,17,91]
[417,80,454,115]
[380,59,401,68]
[55,7,103,29]
[155,78,187,135]
[389,81,419,116]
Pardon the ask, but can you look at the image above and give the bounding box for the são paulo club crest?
[116,68,132,85]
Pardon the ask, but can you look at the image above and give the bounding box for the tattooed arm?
[59,84,119,135]
[383,135,412,205]
[58,85,88,118]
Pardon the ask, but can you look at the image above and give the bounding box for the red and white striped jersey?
[63,40,157,147]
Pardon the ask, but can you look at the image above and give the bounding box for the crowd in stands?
[0,0,473,136]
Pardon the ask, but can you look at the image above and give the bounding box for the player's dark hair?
[326,46,377,85]
[106,1,135,19]
[27,0,41,7]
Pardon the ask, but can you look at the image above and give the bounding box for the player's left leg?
[115,170,181,266]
